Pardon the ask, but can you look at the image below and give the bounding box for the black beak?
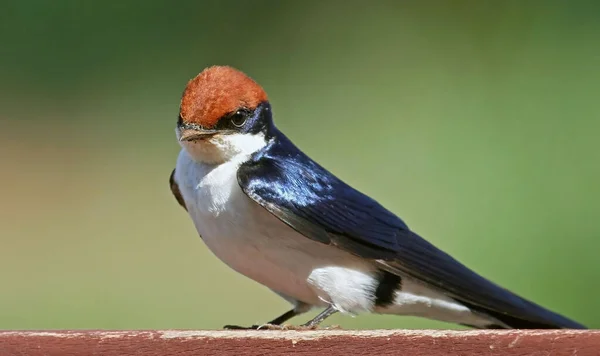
[178,126,217,142]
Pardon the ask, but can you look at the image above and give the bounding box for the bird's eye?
[230,109,248,128]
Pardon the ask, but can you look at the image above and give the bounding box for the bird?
[169,65,586,330]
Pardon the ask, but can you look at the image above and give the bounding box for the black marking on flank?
[374,270,402,307]
[169,169,187,211]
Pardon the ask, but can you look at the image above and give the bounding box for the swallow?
[169,65,585,329]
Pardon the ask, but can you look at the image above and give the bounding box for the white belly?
[175,149,497,327]
[175,149,379,313]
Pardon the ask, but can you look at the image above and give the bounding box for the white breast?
[175,148,380,313]
[175,147,496,327]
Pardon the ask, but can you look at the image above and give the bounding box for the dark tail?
[460,299,587,329]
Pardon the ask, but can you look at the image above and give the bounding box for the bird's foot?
[223,323,283,330]
[224,323,343,331]
[223,324,258,330]
[282,324,343,331]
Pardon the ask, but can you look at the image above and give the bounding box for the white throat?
[178,131,267,165]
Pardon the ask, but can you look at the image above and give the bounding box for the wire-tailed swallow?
[170,65,585,329]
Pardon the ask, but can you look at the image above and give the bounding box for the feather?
[237,130,585,329]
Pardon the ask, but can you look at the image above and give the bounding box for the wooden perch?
[1,330,598,356]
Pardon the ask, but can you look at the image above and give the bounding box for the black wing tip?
[493,315,586,329]
[461,299,587,329]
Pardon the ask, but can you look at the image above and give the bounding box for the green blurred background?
[1,1,598,330]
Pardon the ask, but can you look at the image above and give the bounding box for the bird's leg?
[223,307,304,330]
[268,309,300,325]
[301,305,338,328]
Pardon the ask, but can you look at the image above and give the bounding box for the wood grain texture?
[1,330,598,356]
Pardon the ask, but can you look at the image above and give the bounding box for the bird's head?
[177,65,273,164]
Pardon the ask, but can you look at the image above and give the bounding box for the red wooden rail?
[0,330,598,356]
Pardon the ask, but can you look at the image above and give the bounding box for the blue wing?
[237,131,585,329]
